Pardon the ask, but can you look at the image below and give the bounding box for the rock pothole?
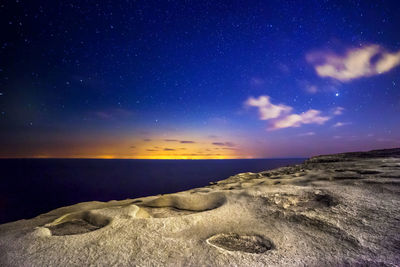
[267,191,338,210]
[139,192,226,217]
[207,233,274,253]
[46,210,110,236]
[47,219,104,236]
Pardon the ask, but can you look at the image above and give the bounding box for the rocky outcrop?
[1,148,399,266]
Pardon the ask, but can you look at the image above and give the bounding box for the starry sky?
[1,0,399,159]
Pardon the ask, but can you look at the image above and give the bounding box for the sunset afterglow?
[1,1,399,159]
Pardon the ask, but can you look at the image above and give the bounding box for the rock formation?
[1,148,400,266]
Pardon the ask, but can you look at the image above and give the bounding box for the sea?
[0,158,305,224]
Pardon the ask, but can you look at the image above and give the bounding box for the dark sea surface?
[0,158,305,224]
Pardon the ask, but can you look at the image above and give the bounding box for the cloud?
[307,45,400,82]
[298,132,316,136]
[333,122,351,127]
[305,85,318,94]
[212,142,235,147]
[180,153,222,156]
[332,107,345,115]
[246,95,332,130]
[163,139,195,143]
[164,148,175,151]
[271,109,330,130]
[298,79,341,94]
[245,96,292,120]
[143,139,152,142]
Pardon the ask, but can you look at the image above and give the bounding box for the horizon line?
[0,156,308,160]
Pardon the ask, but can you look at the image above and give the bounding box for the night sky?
[1,0,399,159]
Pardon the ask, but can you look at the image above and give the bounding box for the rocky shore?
[1,148,399,266]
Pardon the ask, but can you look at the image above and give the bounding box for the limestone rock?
[1,148,400,266]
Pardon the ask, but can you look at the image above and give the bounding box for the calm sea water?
[0,158,304,224]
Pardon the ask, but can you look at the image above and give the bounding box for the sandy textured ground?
[1,148,400,266]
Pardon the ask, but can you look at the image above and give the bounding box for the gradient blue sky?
[0,0,399,158]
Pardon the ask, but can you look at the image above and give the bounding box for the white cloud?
[271,109,330,130]
[376,52,400,73]
[333,121,351,128]
[245,95,332,130]
[307,45,400,82]
[245,96,292,120]
[332,107,345,115]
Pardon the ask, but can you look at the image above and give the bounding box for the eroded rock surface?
[207,233,274,253]
[1,148,400,266]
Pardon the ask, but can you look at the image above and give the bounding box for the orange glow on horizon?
[0,133,251,159]
[13,154,245,160]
